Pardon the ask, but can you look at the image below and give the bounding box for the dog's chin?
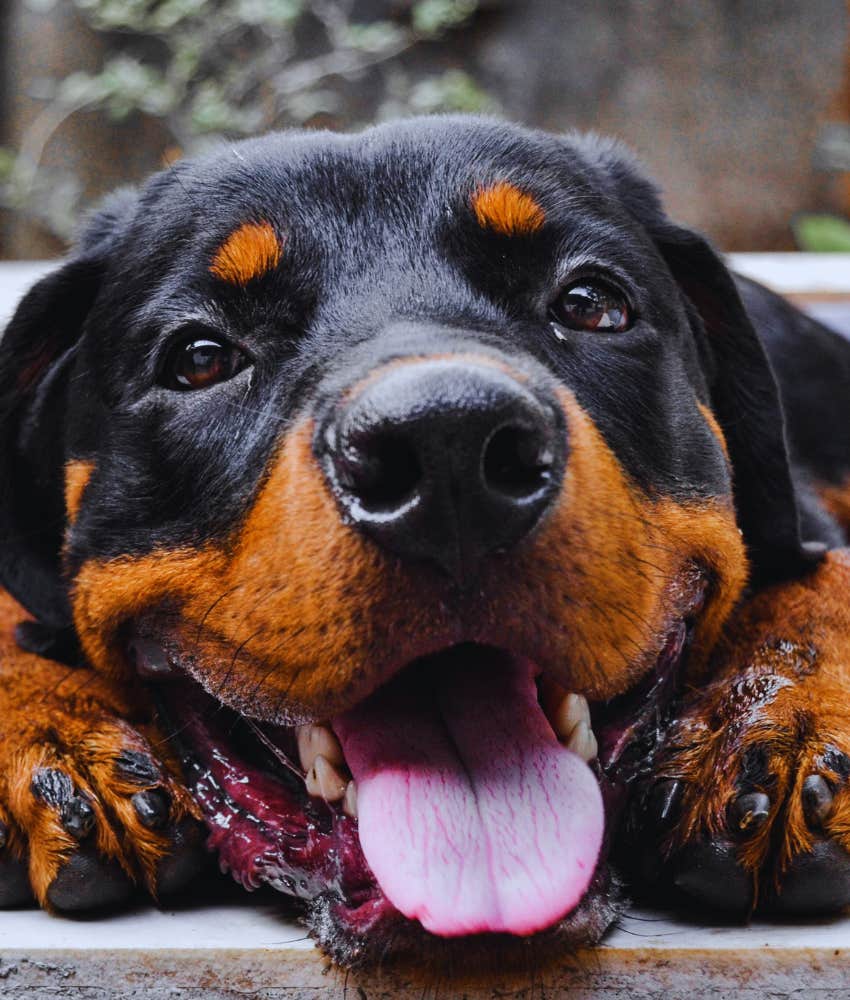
[129,582,701,968]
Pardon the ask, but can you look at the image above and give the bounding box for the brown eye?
[163,336,248,391]
[550,280,631,333]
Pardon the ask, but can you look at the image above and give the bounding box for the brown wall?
[1,0,848,255]
[466,0,849,250]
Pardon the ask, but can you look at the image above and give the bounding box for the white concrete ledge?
[2,897,850,997]
[728,253,850,295]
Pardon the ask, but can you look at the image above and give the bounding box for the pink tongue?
[333,650,604,938]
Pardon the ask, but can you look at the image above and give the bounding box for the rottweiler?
[2,116,850,966]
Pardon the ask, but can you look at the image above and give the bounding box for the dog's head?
[0,117,822,963]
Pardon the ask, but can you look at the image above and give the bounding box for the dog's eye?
[162,336,248,391]
[550,281,631,333]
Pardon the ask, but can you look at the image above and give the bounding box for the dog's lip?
[126,563,708,956]
[137,624,694,937]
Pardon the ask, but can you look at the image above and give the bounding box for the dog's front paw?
[630,551,850,915]
[0,655,205,912]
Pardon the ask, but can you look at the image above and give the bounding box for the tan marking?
[817,478,850,533]
[697,402,731,463]
[471,181,545,236]
[210,221,282,286]
[71,357,747,724]
[64,460,95,524]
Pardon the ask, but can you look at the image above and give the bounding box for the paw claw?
[114,750,162,786]
[131,788,171,830]
[30,767,74,806]
[727,791,770,835]
[802,774,834,827]
[60,795,96,839]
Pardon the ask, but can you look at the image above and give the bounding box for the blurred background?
[0,0,848,259]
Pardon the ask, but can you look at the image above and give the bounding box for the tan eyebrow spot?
[471,181,545,236]
[210,221,283,285]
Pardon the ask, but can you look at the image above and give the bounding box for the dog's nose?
[317,360,566,582]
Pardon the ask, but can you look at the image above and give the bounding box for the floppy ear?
[0,189,137,629]
[575,135,826,582]
[651,222,826,581]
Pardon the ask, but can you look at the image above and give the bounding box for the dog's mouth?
[130,574,705,964]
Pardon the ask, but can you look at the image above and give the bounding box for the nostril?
[337,433,421,512]
[483,425,554,499]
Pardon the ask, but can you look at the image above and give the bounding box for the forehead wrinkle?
[210,220,283,286]
[553,212,657,275]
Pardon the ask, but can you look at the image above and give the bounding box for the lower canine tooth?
[306,754,347,802]
[553,692,591,742]
[297,724,345,773]
[566,720,598,762]
[343,780,358,818]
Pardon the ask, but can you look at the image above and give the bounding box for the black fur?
[3,116,843,634]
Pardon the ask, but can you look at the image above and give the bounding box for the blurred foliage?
[0,0,495,240]
[793,214,850,252]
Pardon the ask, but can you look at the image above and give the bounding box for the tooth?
[297,724,345,774]
[343,780,358,818]
[552,692,591,742]
[306,754,347,802]
[566,721,598,762]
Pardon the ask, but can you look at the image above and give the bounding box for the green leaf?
[188,83,262,134]
[94,56,177,119]
[412,0,477,36]
[148,0,209,32]
[232,0,301,28]
[0,147,16,183]
[55,70,111,107]
[406,69,496,114]
[794,214,850,252]
[344,21,406,53]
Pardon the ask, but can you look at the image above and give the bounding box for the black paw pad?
[132,789,171,830]
[46,847,133,912]
[155,818,208,897]
[727,791,770,836]
[801,774,834,827]
[769,839,850,914]
[0,853,34,907]
[673,840,754,912]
